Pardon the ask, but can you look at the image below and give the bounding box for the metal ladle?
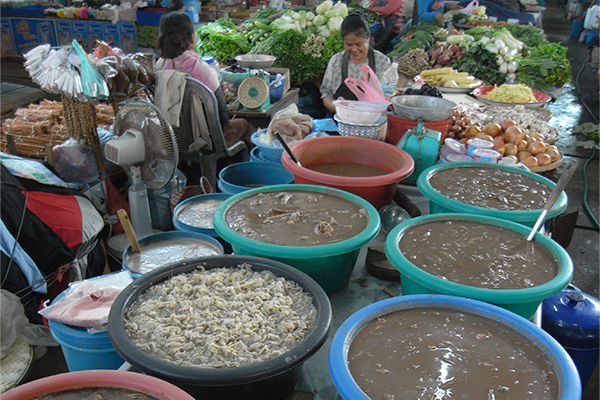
[526,159,578,241]
[275,131,301,167]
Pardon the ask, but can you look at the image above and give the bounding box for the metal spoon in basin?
[526,159,578,241]
[275,131,302,167]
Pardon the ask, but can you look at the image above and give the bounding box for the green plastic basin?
[385,213,573,319]
[417,162,568,227]
[213,184,381,294]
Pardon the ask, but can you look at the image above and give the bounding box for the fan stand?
[127,165,153,239]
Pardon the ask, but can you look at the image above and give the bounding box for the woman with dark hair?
[154,12,253,149]
[155,12,220,94]
[320,13,392,114]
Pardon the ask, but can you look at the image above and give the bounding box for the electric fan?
[105,98,179,239]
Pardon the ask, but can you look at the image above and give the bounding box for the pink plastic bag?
[345,65,391,106]
[461,0,479,14]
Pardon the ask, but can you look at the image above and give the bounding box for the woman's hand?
[435,11,444,25]
[323,96,337,113]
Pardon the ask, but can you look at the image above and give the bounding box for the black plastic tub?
[108,255,332,400]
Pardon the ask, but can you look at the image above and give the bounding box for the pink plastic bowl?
[281,136,415,210]
[2,370,195,400]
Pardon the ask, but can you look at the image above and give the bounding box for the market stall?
[2,1,598,399]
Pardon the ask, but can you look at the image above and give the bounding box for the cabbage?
[314,14,328,26]
[327,16,343,33]
[316,0,333,15]
[332,1,348,18]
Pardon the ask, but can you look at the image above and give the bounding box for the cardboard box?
[71,20,89,52]
[200,11,217,21]
[87,21,103,51]
[102,22,120,48]
[54,19,72,46]
[118,21,137,54]
[10,18,57,55]
[266,67,290,95]
[1,18,17,57]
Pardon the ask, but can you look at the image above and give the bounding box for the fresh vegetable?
[270,30,344,86]
[504,24,548,48]
[348,2,383,24]
[516,42,571,91]
[450,44,506,86]
[195,19,250,64]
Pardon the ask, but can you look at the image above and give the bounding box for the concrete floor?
[1,0,599,398]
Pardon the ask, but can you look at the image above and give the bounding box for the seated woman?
[320,13,392,114]
[155,12,253,148]
[368,0,404,52]
[418,0,446,24]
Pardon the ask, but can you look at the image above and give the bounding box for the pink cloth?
[369,0,404,33]
[155,50,220,93]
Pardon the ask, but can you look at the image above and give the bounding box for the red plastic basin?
[281,136,415,210]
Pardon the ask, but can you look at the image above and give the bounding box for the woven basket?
[61,95,97,151]
[385,113,451,146]
[169,176,213,213]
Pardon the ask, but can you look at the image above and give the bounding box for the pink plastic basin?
[2,370,195,400]
[281,136,415,210]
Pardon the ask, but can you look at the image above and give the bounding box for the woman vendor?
[320,13,392,114]
[368,0,404,51]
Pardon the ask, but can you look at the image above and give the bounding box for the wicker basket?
[385,113,451,146]
[169,176,213,214]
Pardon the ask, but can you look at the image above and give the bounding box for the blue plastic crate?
[369,22,382,33]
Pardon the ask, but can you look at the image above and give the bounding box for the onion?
[516,139,529,151]
[521,156,539,168]
[483,123,503,138]
[528,141,547,156]
[493,136,506,155]
[500,120,517,131]
[546,147,561,162]
[517,151,532,161]
[464,125,482,139]
[504,126,525,143]
[504,142,518,156]
[536,152,552,166]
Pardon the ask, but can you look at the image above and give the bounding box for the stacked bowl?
[333,100,387,140]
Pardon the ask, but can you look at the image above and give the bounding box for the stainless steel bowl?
[391,95,457,122]
[235,54,277,69]
[334,114,385,140]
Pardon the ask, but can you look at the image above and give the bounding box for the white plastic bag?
[39,271,133,333]
[1,290,57,358]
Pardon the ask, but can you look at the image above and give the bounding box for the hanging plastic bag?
[345,65,391,105]
[71,39,109,100]
[461,0,479,14]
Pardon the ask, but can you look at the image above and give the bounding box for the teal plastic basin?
[213,184,381,294]
[329,295,581,400]
[385,213,573,319]
[417,162,568,227]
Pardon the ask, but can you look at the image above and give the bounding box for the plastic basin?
[122,231,224,279]
[329,294,581,400]
[417,162,568,227]
[218,161,294,194]
[251,131,284,163]
[385,213,574,319]
[1,370,195,400]
[108,255,332,400]
[213,184,381,294]
[172,193,232,237]
[281,136,415,210]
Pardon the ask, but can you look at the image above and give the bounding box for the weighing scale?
[392,95,457,183]
[238,76,271,110]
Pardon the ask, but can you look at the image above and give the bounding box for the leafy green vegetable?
[195,19,250,64]
[516,42,571,91]
[348,3,383,24]
[270,30,343,86]
[573,122,600,142]
[504,24,547,48]
[450,44,506,85]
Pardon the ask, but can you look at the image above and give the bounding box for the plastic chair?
[174,77,248,189]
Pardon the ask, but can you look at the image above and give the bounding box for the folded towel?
[154,70,188,128]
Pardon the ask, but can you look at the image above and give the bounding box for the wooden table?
[232,88,300,129]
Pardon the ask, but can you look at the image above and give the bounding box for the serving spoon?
[275,131,302,167]
[526,159,578,241]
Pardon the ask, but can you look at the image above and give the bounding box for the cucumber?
[254,21,273,31]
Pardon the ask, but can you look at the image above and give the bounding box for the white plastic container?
[467,138,494,156]
[473,148,501,164]
[333,100,386,124]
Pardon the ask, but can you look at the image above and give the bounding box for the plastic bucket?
[217,161,294,194]
[385,213,574,319]
[48,291,125,372]
[281,136,414,210]
[329,294,581,400]
[122,231,224,279]
[173,193,232,237]
[417,162,568,228]
[213,184,381,294]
